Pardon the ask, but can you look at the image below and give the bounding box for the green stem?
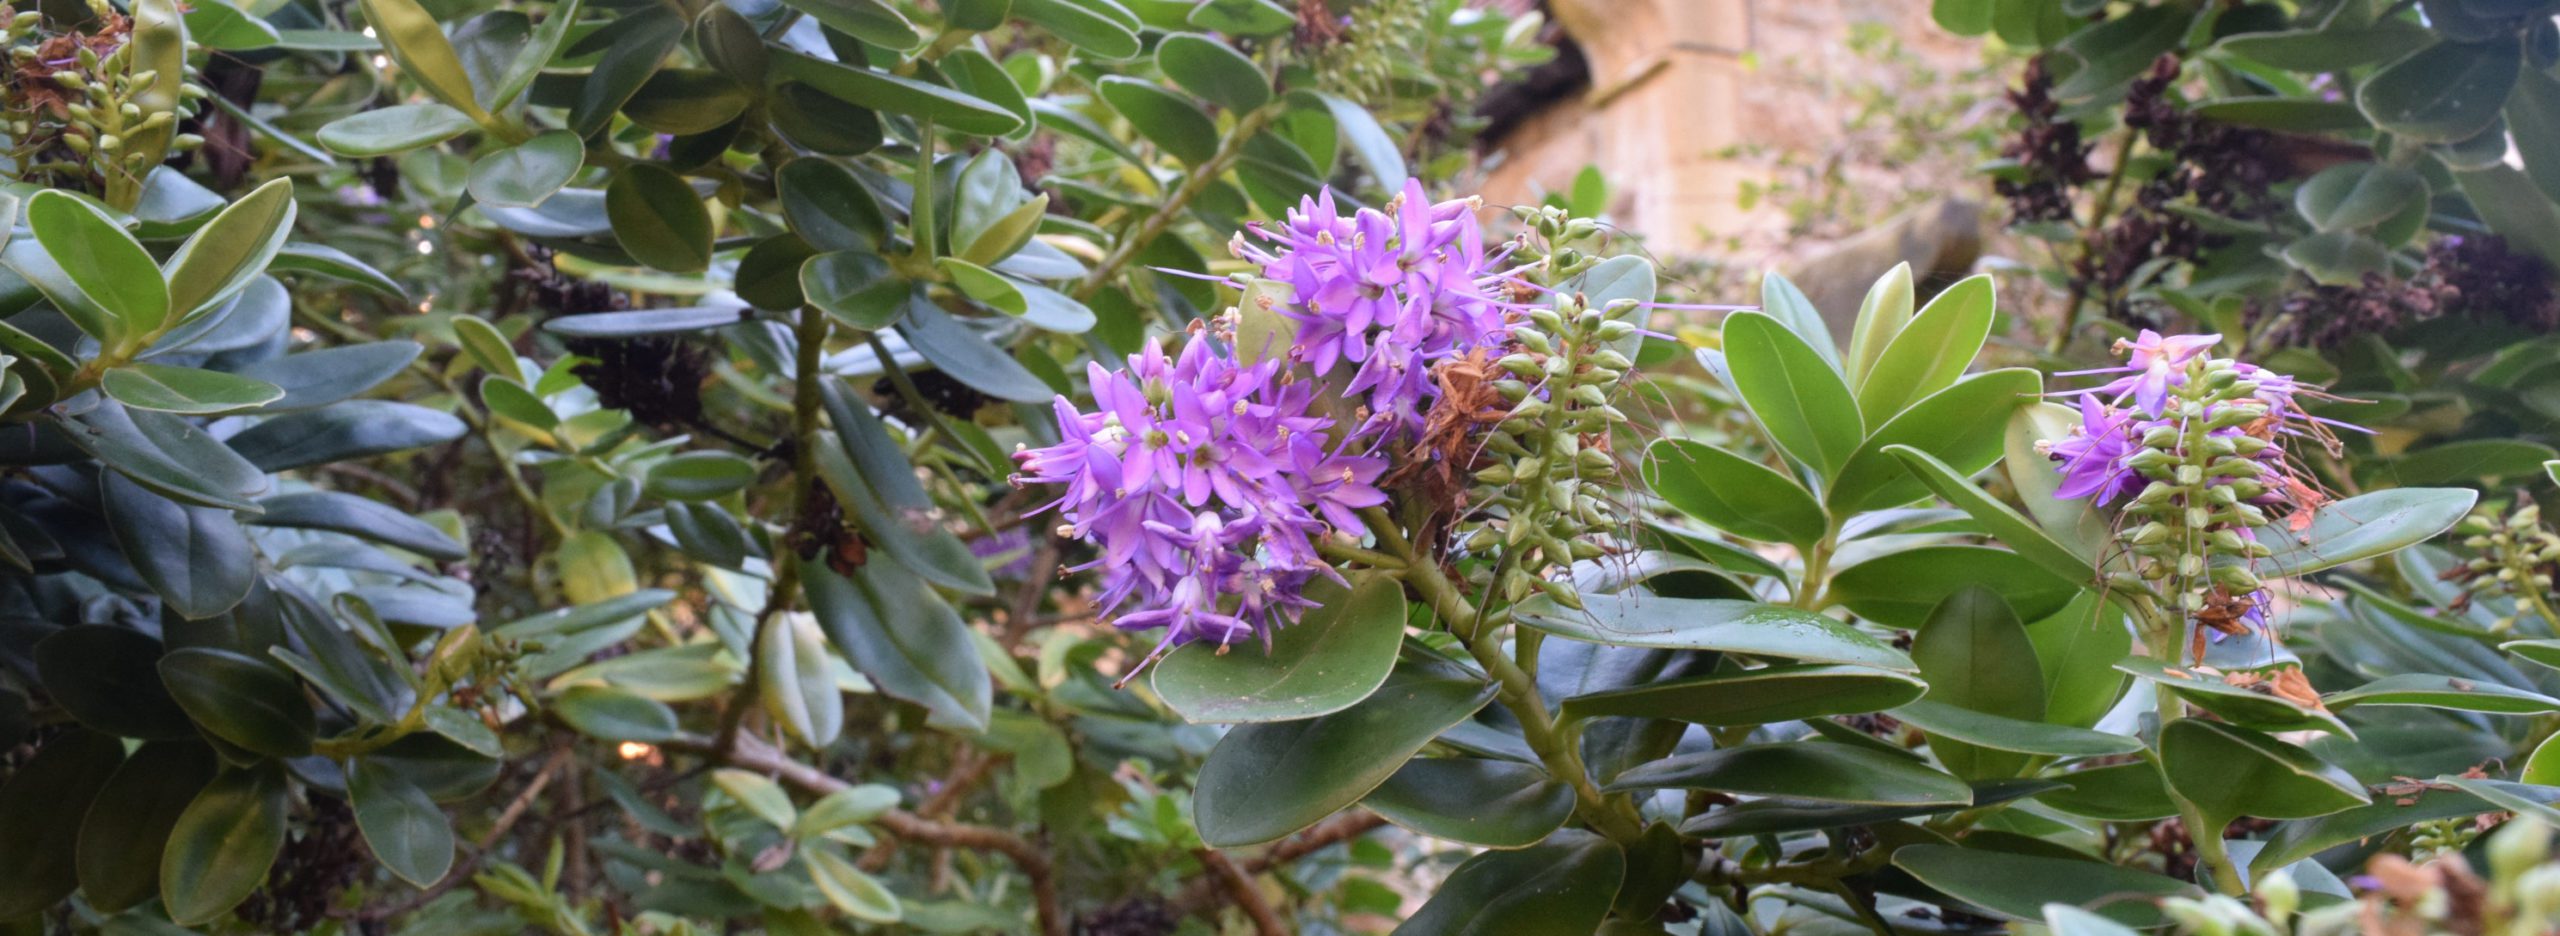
[1068,103,1282,302]
[909,117,938,267]
[2157,750,2247,895]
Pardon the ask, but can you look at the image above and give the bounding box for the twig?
[1068,103,1282,302]
[1165,811,1389,919]
[1193,848,1285,936]
[663,733,1067,936]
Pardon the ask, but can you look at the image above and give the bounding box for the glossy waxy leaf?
[1826,368,2043,515]
[164,177,296,325]
[251,491,467,561]
[35,625,193,738]
[808,848,902,922]
[2324,673,2560,714]
[759,612,844,748]
[1154,574,1405,723]
[2160,718,2368,822]
[0,729,123,919]
[359,0,486,118]
[1605,741,1973,806]
[544,306,752,338]
[467,130,583,209]
[771,50,1022,136]
[350,757,454,887]
[1098,76,1219,164]
[2252,488,2477,577]
[160,763,287,925]
[66,403,265,511]
[896,299,1054,402]
[1831,546,2078,629]
[1854,275,1995,420]
[76,741,215,913]
[1720,311,1862,477]
[102,471,256,620]
[317,103,476,156]
[2114,657,2351,736]
[803,561,991,732]
[778,0,920,50]
[1886,444,2096,585]
[2250,784,2548,875]
[777,158,889,252]
[1561,663,1925,727]
[1890,700,2140,757]
[1687,778,2059,837]
[1363,758,1574,849]
[225,400,467,472]
[2358,38,2522,144]
[1390,831,1622,936]
[2036,761,2176,821]
[27,189,165,339]
[160,647,316,757]
[1015,0,1140,59]
[101,364,283,415]
[1515,593,1915,672]
[606,164,713,273]
[233,341,422,411]
[1893,846,2195,927]
[1157,33,1269,112]
[1194,664,1496,847]
[554,685,679,741]
[1644,439,1826,547]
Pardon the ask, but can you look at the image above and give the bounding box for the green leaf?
[76,741,215,913]
[67,402,268,511]
[644,451,757,502]
[2249,785,2536,875]
[1306,90,1407,190]
[349,757,455,887]
[1605,742,1973,806]
[803,561,992,733]
[945,0,1012,31]
[2035,761,2176,821]
[225,400,467,472]
[1889,700,2140,758]
[0,729,124,919]
[358,0,489,119]
[2371,439,2560,486]
[2027,592,2130,729]
[802,250,910,329]
[1515,593,1913,671]
[2526,734,2560,786]
[1561,664,1925,727]
[490,0,583,110]
[2511,66,2560,204]
[34,626,193,738]
[1884,444,2096,585]
[1189,0,1292,36]
[1390,831,1622,936]
[2049,4,2189,101]
[316,103,476,156]
[1014,0,1140,59]
[2253,488,2477,577]
[568,9,684,137]
[271,242,407,299]
[162,177,296,325]
[1830,546,2078,629]
[2358,38,2521,144]
[1098,76,1219,164]
[1826,368,2043,514]
[939,46,1035,140]
[27,189,165,339]
[1843,262,1913,386]
[1153,574,1405,723]
[2114,657,2351,736]
[777,157,890,252]
[770,50,1023,136]
[807,848,903,922]
[2325,673,2560,714]
[2160,718,2368,823]
[101,364,283,415]
[1908,585,2043,777]
[554,685,679,741]
[896,299,1055,403]
[1363,759,1573,849]
[937,256,1027,315]
[543,306,752,338]
[2295,162,2430,232]
[812,389,995,595]
[1643,439,1827,547]
[1853,274,1995,420]
[101,472,256,620]
[759,612,845,748]
[450,314,516,376]
[1720,311,1863,478]
[467,130,583,209]
[1892,845,2195,927]
[1193,664,1496,847]
[776,0,920,51]
[160,647,316,756]
[1688,779,2055,837]
[1757,272,1842,371]
[252,490,466,561]
[159,763,288,925]
[1157,33,1269,111]
[606,164,713,273]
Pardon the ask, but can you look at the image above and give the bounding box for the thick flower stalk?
[1011,335,1386,664]
[2041,331,2361,657]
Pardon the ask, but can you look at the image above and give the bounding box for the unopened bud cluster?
[2111,356,2280,626]
[1457,292,1638,609]
[4,4,203,200]
[2454,502,2560,632]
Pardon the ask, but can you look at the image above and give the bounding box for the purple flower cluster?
[1012,337,1387,659]
[1231,180,1512,433]
[2045,330,2358,507]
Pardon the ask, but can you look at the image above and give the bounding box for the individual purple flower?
[2044,394,2143,505]
[2056,329,2221,416]
[1231,180,1514,433]
[1013,334,1385,665]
